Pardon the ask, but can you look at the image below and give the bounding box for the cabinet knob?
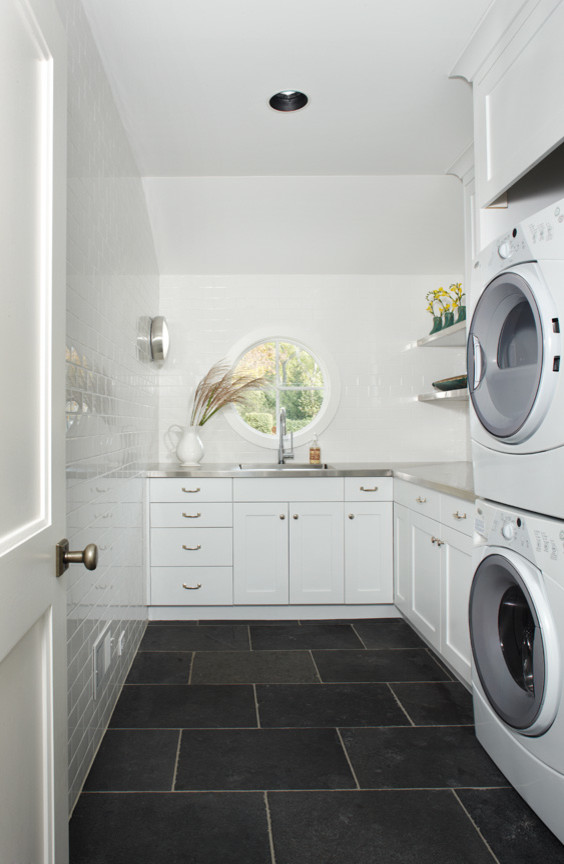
[416,496,427,504]
[280,514,286,520]
[292,514,299,520]
[348,513,355,519]
[182,583,202,590]
[182,544,202,551]
[431,537,444,547]
[182,487,200,493]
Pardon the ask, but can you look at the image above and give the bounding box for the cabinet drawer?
[151,567,233,605]
[394,479,440,521]
[150,528,232,566]
[344,476,393,501]
[234,477,344,502]
[440,495,474,537]
[150,478,232,503]
[150,502,233,528]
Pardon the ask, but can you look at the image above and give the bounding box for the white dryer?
[470,498,564,843]
[467,197,564,517]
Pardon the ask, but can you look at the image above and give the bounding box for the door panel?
[289,503,344,604]
[345,502,393,603]
[234,503,288,604]
[0,0,67,860]
[410,511,441,651]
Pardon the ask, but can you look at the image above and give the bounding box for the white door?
[289,502,344,604]
[233,503,289,604]
[345,502,393,604]
[410,511,441,651]
[0,1,68,862]
[440,525,472,685]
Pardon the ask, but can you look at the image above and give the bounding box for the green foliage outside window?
[234,340,325,435]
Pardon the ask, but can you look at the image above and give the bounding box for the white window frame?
[224,328,341,449]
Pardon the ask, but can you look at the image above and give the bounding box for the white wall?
[144,175,464,274]
[158,273,469,465]
[56,0,159,813]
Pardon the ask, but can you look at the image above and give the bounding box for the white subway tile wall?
[158,275,470,465]
[56,0,159,812]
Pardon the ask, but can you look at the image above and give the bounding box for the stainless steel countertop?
[144,461,475,500]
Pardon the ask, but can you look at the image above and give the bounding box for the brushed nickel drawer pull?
[453,510,467,520]
[182,512,201,518]
[416,496,427,504]
[182,544,201,551]
[182,487,200,493]
[360,486,378,492]
[182,583,202,590]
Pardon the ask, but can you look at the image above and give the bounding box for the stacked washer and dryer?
[467,197,564,843]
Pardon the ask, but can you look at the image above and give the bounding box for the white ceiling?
[80,0,493,178]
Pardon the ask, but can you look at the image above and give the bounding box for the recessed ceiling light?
[269,90,308,112]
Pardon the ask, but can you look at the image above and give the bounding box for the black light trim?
[269,90,308,112]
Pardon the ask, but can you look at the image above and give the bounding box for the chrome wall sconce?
[149,316,170,363]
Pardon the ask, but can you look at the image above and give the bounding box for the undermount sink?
[238,462,332,471]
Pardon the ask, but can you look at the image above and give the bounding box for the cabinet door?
[233,503,288,604]
[410,511,441,651]
[289,503,344,604]
[440,524,473,686]
[393,503,412,616]
[345,502,393,603]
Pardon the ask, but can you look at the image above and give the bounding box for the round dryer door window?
[469,552,558,735]
[467,272,544,440]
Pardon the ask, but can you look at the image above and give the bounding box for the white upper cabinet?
[453,0,564,207]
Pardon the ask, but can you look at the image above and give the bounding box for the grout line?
[350,623,368,649]
[425,647,455,681]
[386,683,415,727]
[170,731,183,792]
[253,684,261,728]
[335,728,361,791]
[188,652,195,685]
[81,785,512,795]
[451,789,502,863]
[264,792,278,864]
[309,650,323,683]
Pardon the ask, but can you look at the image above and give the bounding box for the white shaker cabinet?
[289,502,344,604]
[233,503,289,605]
[344,477,394,604]
[393,480,474,685]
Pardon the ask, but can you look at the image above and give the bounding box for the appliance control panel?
[476,500,564,575]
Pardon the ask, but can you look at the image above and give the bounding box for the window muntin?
[234,340,325,436]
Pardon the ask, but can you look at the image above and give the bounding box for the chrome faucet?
[277,407,294,464]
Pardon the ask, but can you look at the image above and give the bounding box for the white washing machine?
[467,197,564,518]
[470,498,564,842]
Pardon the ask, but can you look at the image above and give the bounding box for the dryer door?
[467,269,557,444]
[469,551,560,735]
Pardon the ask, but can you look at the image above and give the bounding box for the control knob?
[498,241,511,259]
[502,522,515,540]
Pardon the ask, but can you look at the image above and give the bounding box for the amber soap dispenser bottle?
[309,435,321,465]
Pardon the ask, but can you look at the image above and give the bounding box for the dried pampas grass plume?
[190,360,270,427]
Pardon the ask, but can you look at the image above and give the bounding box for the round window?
[233,339,325,437]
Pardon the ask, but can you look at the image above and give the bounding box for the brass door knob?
[56,539,98,577]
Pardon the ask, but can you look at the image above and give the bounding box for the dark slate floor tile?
[257,683,409,728]
[390,681,474,726]
[341,726,508,789]
[109,684,257,728]
[191,650,318,684]
[175,728,355,790]
[126,651,192,684]
[267,790,496,864]
[312,648,451,683]
[139,624,250,652]
[457,788,564,863]
[70,792,271,864]
[251,623,363,651]
[205,619,298,626]
[83,730,179,791]
[147,620,199,626]
[353,619,426,650]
